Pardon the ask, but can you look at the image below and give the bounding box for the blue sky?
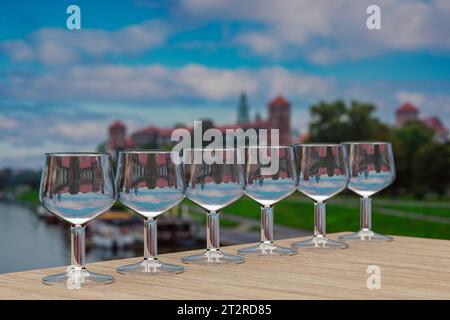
[1,0,450,168]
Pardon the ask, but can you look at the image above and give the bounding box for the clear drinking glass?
[39,152,116,288]
[292,144,350,249]
[181,148,245,264]
[237,146,298,256]
[115,150,185,274]
[339,142,395,241]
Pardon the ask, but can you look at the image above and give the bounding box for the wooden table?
[1,233,449,299]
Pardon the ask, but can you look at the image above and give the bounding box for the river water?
[0,202,68,273]
[0,201,209,274]
[0,202,142,274]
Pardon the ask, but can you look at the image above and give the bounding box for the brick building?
[395,102,449,142]
[106,95,293,158]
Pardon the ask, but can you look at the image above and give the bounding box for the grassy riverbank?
[15,188,450,240]
[223,194,450,240]
[15,189,40,205]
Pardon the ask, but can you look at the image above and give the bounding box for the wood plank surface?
[1,233,450,300]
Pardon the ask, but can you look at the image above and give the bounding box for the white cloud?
[0,20,168,65]
[0,116,19,130]
[178,0,450,64]
[259,67,331,98]
[52,121,111,142]
[176,65,258,99]
[234,32,280,56]
[0,139,99,169]
[395,91,426,106]
[1,63,334,102]
[2,0,449,67]
[0,109,123,169]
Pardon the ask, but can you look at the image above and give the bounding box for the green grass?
[13,188,450,240]
[223,195,450,240]
[15,189,40,205]
[221,219,240,228]
[376,205,450,218]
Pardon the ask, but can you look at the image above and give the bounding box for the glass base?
[237,241,298,256]
[181,250,245,265]
[291,236,349,249]
[339,230,393,241]
[116,258,184,275]
[42,266,114,289]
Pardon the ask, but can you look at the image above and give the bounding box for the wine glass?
[292,144,349,249]
[181,148,245,264]
[339,142,395,241]
[237,146,298,256]
[115,150,185,274]
[39,152,116,288]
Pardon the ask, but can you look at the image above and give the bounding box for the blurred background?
[0,0,449,273]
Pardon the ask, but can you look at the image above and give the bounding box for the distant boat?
[86,211,194,250]
[87,211,141,250]
[89,222,137,249]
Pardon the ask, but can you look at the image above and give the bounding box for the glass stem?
[144,217,158,261]
[206,210,220,251]
[261,206,274,243]
[314,201,327,237]
[360,197,372,231]
[70,225,86,269]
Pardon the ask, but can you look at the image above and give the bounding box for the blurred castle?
[395,102,449,142]
[106,98,449,160]
[107,95,293,160]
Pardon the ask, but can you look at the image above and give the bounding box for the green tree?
[0,169,12,190]
[97,142,107,153]
[346,101,389,141]
[412,142,450,198]
[392,120,434,158]
[173,122,187,129]
[308,100,389,142]
[388,120,435,195]
[307,100,447,198]
[309,100,347,142]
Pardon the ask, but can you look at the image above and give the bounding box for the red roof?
[125,137,134,148]
[132,126,159,136]
[423,117,449,136]
[269,96,290,107]
[158,128,174,138]
[397,102,418,114]
[110,120,125,129]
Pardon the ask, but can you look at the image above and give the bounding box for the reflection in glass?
[39,153,116,288]
[182,148,245,264]
[292,144,350,249]
[115,151,185,274]
[237,146,298,256]
[339,142,395,241]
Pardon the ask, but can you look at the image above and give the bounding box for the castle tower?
[396,102,418,127]
[108,121,126,160]
[268,96,291,145]
[237,93,250,123]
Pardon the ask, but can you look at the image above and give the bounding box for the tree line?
[307,100,450,198]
